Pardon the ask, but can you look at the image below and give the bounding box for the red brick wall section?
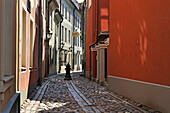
[108,0,170,86]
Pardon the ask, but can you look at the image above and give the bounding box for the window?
[64,52,67,64]
[80,36,82,47]
[61,52,64,66]
[41,0,45,15]
[74,37,77,46]
[62,26,64,41]
[80,21,82,31]
[74,54,77,65]
[78,36,79,47]
[62,4,64,15]
[68,30,71,43]
[22,9,27,71]
[42,0,44,14]
[35,28,38,69]
[69,11,71,22]
[65,28,67,42]
[29,20,33,69]
[68,54,70,63]
[50,10,53,31]
[54,48,57,64]
[75,17,77,27]
[80,55,82,64]
[78,19,79,28]
[78,54,80,65]
[49,47,51,64]
[65,7,67,19]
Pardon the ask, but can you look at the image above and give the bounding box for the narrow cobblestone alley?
[21,74,157,113]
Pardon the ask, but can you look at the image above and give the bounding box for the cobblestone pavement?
[21,74,158,113]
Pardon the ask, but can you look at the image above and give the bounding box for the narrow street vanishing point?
[21,74,157,113]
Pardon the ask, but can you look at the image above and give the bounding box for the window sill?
[21,67,26,72]
[29,67,33,72]
[34,67,38,71]
[0,75,14,100]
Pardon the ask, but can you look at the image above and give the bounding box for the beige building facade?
[48,0,63,75]
[16,0,47,104]
[0,0,17,111]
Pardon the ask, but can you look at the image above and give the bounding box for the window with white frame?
[69,11,71,22]
[65,7,67,19]
[74,54,77,65]
[62,26,64,41]
[50,10,53,31]
[80,36,82,47]
[69,30,71,43]
[62,4,64,15]
[61,52,64,65]
[76,17,77,27]
[29,20,33,69]
[78,36,79,47]
[80,55,82,64]
[78,19,79,28]
[22,9,27,71]
[65,28,67,42]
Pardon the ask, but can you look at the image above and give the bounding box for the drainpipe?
[89,46,91,80]
[59,0,62,73]
[16,0,20,91]
[83,0,87,76]
[96,0,99,42]
[45,0,51,76]
[81,1,85,76]
[38,0,42,85]
[72,8,76,71]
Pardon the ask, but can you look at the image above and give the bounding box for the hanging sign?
[72,32,79,37]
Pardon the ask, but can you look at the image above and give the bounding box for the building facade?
[73,1,82,71]
[59,0,82,73]
[108,1,170,112]
[47,0,63,75]
[86,0,109,84]
[0,0,17,111]
[17,0,47,104]
[1,0,48,111]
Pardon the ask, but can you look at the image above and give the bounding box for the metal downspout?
[72,8,76,71]
[16,0,20,91]
[38,0,42,85]
[59,0,62,73]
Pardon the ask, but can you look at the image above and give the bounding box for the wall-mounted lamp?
[68,46,73,52]
[61,42,65,48]
[47,32,53,40]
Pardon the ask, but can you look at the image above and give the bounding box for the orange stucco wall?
[0,0,17,111]
[98,0,109,32]
[108,0,170,86]
[86,0,96,75]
